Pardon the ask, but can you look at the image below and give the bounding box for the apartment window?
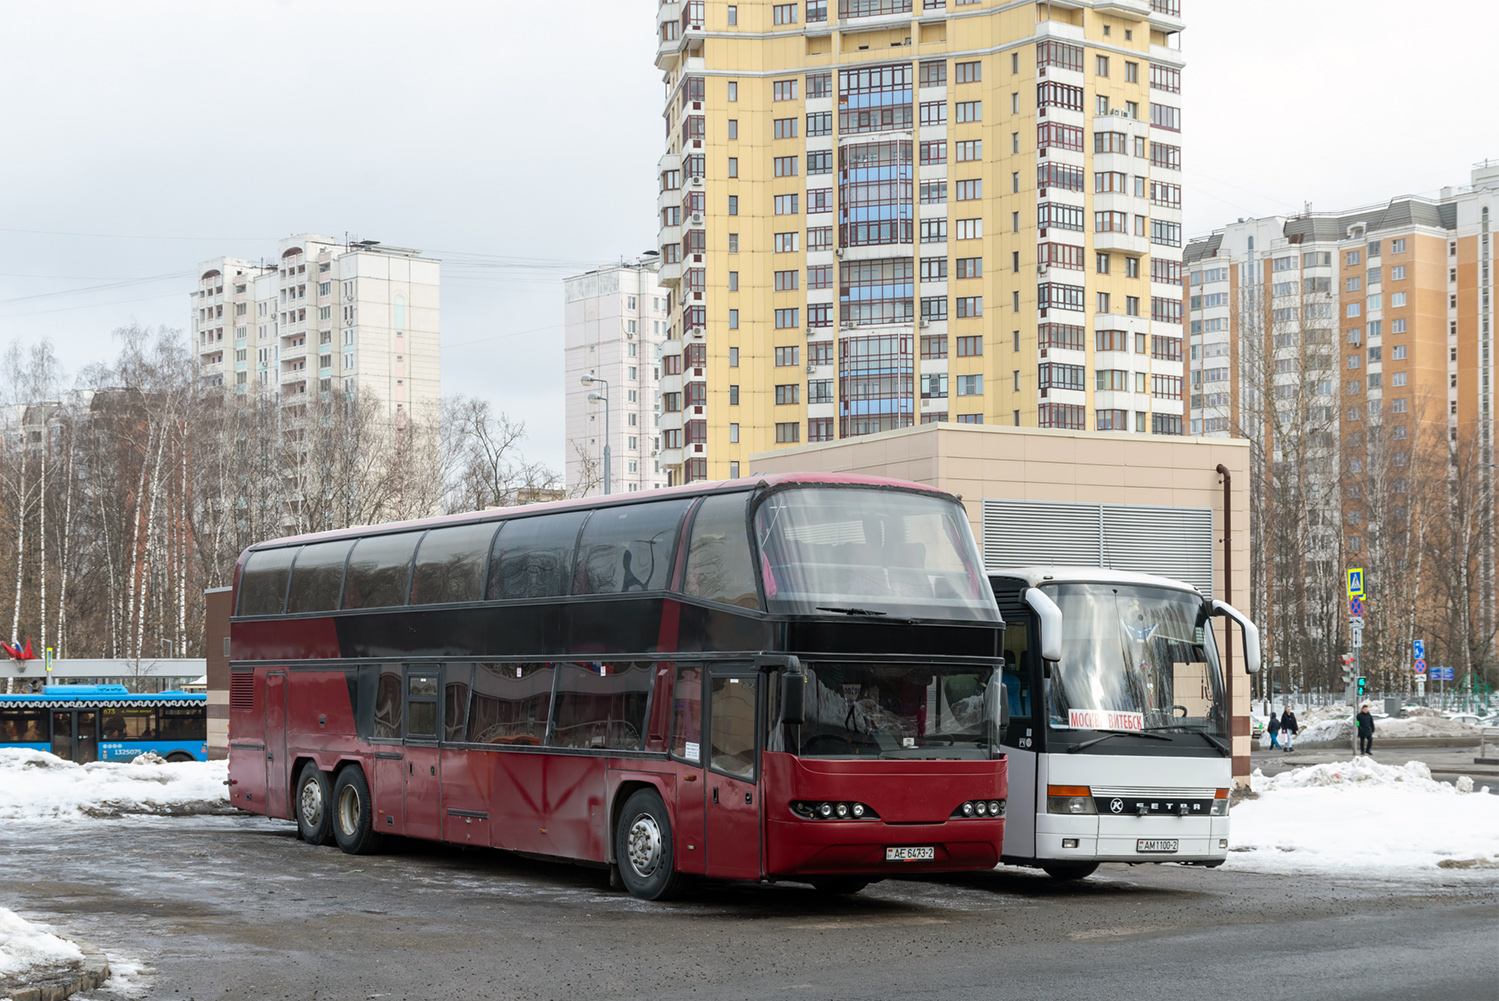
[727,6,737,25]
[728,119,738,140]
[728,233,738,253]
[918,60,946,87]
[807,150,833,174]
[727,309,739,330]
[774,308,800,329]
[729,347,739,367]
[775,346,800,366]
[920,102,947,126]
[1096,409,1128,431]
[774,118,798,140]
[728,385,740,405]
[920,141,947,164]
[955,296,983,318]
[773,156,798,176]
[727,158,738,178]
[956,257,982,279]
[955,178,981,201]
[775,384,800,405]
[1096,369,1128,392]
[773,4,797,24]
[956,374,983,396]
[775,422,800,443]
[1095,55,1109,77]
[1125,61,1139,83]
[1149,142,1181,170]
[1392,345,1407,360]
[955,60,980,84]
[1391,264,1406,281]
[920,218,948,243]
[774,232,799,253]
[774,269,800,292]
[920,180,947,204]
[1392,372,1407,387]
[956,335,982,357]
[807,111,832,136]
[921,334,947,359]
[774,193,800,215]
[808,265,833,289]
[921,257,948,281]
[1392,238,1406,253]
[1391,292,1407,307]
[921,372,948,399]
[1346,250,1362,266]
[1095,211,1127,233]
[1096,96,1110,116]
[955,101,982,122]
[1037,122,1083,152]
[1150,220,1181,247]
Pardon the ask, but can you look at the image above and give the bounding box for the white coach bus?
[989,567,1260,880]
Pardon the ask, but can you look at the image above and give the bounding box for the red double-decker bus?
[228,474,1008,899]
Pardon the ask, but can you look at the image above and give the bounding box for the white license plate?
[886,846,935,862]
[1137,839,1179,853]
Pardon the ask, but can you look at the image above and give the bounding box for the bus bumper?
[1035,813,1230,863]
[766,816,1004,876]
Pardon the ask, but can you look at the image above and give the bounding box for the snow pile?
[0,748,230,821]
[0,906,83,986]
[1228,757,1499,873]
[1297,715,1479,745]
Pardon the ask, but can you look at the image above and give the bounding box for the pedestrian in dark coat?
[1267,711,1281,749]
[1280,707,1299,751]
[1356,704,1375,756]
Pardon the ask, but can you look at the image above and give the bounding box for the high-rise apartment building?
[564,259,672,495]
[1184,163,1497,681]
[653,0,1186,484]
[192,235,440,421]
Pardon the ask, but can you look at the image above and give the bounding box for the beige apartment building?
[654,0,1188,486]
[1184,162,1497,683]
[192,234,440,421]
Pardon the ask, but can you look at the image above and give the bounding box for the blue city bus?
[0,685,208,763]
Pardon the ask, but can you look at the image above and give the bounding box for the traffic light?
[1356,676,1367,698]
[1341,653,1355,686]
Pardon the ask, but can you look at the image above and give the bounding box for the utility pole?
[580,374,612,495]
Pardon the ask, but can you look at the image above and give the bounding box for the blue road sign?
[1431,667,1455,681]
[1351,596,1365,616]
[1413,640,1425,660]
[1414,659,1426,674]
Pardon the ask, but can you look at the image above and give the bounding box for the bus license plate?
[1137,839,1179,853]
[886,846,935,862]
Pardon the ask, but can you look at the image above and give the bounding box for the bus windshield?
[774,661,1002,760]
[752,486,996,621]
[1044,583,1227,745]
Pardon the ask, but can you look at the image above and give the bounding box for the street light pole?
[580,374,611,495]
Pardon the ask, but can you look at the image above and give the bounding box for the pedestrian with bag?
[1356,703,1375,756]
[1267,710,1281,749]
[1280,705,1298,752]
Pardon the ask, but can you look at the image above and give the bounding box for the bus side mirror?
[1211,600,1262,675]
[1023,587,1064,666]
[780,656,805,725]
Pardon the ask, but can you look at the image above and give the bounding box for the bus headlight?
[790,801,879,820]
[1046,785,1097,815]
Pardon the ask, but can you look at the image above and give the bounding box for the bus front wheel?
[331,766,384,856]
[1041,862,1099,881]
[295,762,334,846]
[614,788,686,901]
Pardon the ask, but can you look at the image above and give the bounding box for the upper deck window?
[286,540,355,613]
[574,500,691,594]
[411,523,498,604]
[238,547,298,616]
[753,486,996,621]
[488,511,589,599]
[682,492,759,609]
[341,532,421,609]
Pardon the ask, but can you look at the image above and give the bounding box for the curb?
[4,940,109,1001]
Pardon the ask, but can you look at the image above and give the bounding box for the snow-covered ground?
[0,906,83,988]
[1292,714,1479,745]
[1228,757,1499,874]
[0,748,229,821]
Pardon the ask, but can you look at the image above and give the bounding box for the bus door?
[668,665,706,875]
[264,672,288,818]
[48,711,99,763]
[1000,618,1039,859]
[703,667,761,880]
[403,666,442,842]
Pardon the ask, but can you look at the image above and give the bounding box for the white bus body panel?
[1004,750,1230,865]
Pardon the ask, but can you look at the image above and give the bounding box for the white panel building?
[564,259,670,495]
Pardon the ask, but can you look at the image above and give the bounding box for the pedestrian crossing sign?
[1346,568,1364,598]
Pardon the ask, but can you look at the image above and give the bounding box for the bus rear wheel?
[1041,862,1099,881]
[331,766,383,855]
[295,762,334,846]
[614,788,686,901]
[164,752,195,763]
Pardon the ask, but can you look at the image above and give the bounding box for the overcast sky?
[0,1,1491,470]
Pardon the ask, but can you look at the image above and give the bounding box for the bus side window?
[489,512,589,600]
[411,524,498,604]
[573,500,691,594]
[237,547,298,616]
[681,492,760,609]
[708,675,757,779]
[373,667,403,739]
[343,532,422,609]
[444,664,473,742]
[1003,621,1033,722]
[286,539,355,613]
[670,666,702,762]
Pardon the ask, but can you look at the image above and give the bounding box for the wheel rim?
[299,776,324,830]
[337,784,361,836]
[625,813,663,878]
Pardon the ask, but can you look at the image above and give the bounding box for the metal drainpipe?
[1216,463,1235,768]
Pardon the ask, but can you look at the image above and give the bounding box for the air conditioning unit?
[919,317,930,328]
[689,175,704,187]
[689,327,705,339]
[806,362,817,373]
[834,248,844,258]
[690,212,704,224]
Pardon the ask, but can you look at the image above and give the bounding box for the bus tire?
[614,788,685,901]
[295,762,335,846]
[331,766,383,856]
[164,752,195,763]
[810,877,869,895]
[1041,862,1099,881]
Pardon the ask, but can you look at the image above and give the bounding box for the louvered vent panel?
[982,499,1215,597]
[230,672,255,713]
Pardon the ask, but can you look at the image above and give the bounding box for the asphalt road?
[4,815,1494,1001]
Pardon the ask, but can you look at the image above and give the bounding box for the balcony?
[282,343,308,361]
[280,367,309,385]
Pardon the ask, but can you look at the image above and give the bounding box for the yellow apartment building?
[653,0,1187,484]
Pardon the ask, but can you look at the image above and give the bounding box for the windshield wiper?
[816,606,888,616]
[1067,729,1174,753]
[1147,724,1230,753]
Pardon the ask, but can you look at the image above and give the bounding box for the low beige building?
[752,421,1256,783]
